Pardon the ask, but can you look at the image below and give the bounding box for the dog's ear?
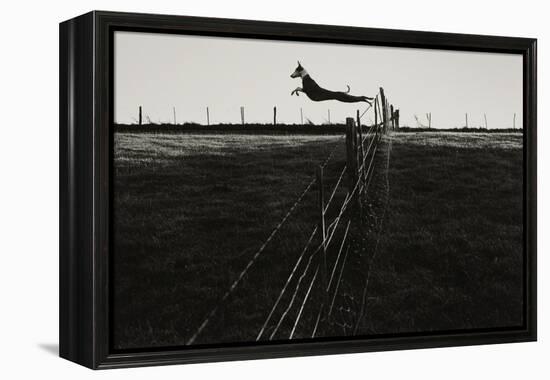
[297,60,301,66]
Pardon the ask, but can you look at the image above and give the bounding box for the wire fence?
[186,87,399,345]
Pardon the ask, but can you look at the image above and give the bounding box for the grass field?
[112,130,524,349]
[113,133,350,348]
[357,132,523,334]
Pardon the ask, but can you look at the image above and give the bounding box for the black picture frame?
[59,10,537,369]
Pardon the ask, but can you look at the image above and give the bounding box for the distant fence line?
[115,123,354,135]
[133,102,520,131]
[186,88,399,345]
[132,90,400,128]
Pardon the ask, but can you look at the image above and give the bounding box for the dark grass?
[112,133,351,349]
[114,122,348,134]
[112,130,523,349]
[357,132,523,334]
[115,123,522,135]
[397,127,522,133]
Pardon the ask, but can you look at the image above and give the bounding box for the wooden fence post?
[390,105,395,130]
[300,108,304,125]
[374,97,378,138]
[395,109,400,130]
[346,117,356,188]
[379,87,388,134]
[138,106,142,126]
[206,106,210,126]
[352,118,358,171]
[387,100,391,131]
[377,97,383,140]
[273,106,277,125]
[385,101,389,133]
[240,106,245,126]
[357,109,366,187]
[513,113,516,129]
[316,166,328,302]
[346,117,361,215]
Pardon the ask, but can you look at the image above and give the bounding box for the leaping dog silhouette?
[290,61,373,104]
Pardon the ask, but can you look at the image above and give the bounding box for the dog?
[290,61,373,104]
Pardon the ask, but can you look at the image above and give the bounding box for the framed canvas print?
[59,11,537,369]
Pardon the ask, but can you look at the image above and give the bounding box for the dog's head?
[290,61,306,78]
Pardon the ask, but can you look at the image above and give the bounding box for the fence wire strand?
[289,265,320,339]
[269,246,320,340]
[324,165,348,214]
[256,226,318,340]
[187,174,317,345]
[329,245,351,316]
[327,220,352,291]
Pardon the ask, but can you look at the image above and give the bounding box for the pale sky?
[114,31,523,129]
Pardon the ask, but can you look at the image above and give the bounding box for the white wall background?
[0,0,546,378]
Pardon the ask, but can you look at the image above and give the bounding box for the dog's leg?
[291,87,304,96]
